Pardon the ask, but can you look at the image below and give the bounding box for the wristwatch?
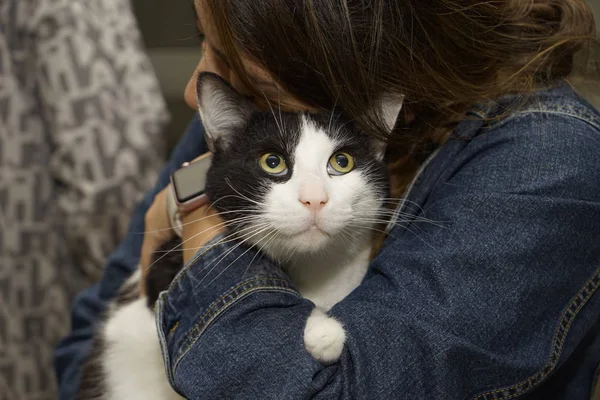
[167,152,213,237]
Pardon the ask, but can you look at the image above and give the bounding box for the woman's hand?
[139,187,175,294]
[180,204,225,264]
[139,172,225,294]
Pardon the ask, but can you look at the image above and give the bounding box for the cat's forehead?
[244,112,303,150]
[295,116,345,160]
[242,111,369,152]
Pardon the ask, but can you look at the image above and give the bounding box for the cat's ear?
[380,94,404,134]
[371,94,404,160]
[196,72,254,151]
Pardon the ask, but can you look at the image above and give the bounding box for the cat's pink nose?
[300,196,328,212]
[299,183,328,213]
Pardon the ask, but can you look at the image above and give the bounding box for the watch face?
[171,154,212,203]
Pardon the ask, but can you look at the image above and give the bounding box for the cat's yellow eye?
[259,153,288,175]
[328,152,355,175]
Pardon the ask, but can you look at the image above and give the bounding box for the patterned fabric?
[0,1,169,399]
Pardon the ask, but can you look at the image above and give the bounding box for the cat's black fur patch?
[310,112,389,189]
[113,276,139,308]
[145,238,184,308]
[78,326,107,400]
[204,112,303,231]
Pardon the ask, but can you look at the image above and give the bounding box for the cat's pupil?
[335,154,349,168]
[266,155,280,169]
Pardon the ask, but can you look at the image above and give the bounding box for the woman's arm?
[157,112,600,399]
[53,115,208,399]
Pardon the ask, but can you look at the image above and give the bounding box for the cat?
[77,72,402,400]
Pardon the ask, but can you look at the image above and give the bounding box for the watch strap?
[166,184,183,238]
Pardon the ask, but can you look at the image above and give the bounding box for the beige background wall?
[588,0,600,32]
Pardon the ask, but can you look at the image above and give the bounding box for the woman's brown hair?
[204,0,597,196]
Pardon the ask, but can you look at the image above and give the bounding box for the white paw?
[304,308,346,364]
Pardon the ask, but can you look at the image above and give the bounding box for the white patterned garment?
[0,1,169,398]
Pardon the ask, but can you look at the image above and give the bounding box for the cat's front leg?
[303,308,346,364]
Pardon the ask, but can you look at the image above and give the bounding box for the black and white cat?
[78,72,402,400]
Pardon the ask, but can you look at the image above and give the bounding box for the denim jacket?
[55,83,600,400]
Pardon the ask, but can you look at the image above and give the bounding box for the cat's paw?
[304,308,346,364]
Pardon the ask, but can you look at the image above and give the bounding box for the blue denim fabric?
[157,84,600,399]
[56,83,600,400]
[53,114,209,400]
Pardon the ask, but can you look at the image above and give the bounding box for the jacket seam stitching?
[165,234,228,290]
[471,266,600,400]
[171,278,298,371]
[480,110,600,134]
[173,285,298,373]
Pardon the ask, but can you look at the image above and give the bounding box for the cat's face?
[197,73,401,260]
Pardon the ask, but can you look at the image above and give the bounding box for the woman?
[56,1,600,399]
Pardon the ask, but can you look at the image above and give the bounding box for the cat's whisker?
[351,216,447,228]
[388,198,428,215]
[224,179,265,207]
[184,214,259,227]
[146,217,268,274]
[185,226,271,280]
[190,222,272,273]
[241,229,280,280]
[258,80,289,143]
[327,94,341,134]
[136,209,257,235]
[172,222,272,255]
[277,92,287,143]
[264,90,286,143]
[218,196,263,208]
[337,227,360,248]
[144,219,238,273]
[212,220,270,243]
[340,227,372,246]
[193,225,275,290]
[187,220,269,246]
[281,245,298,265]
[347,223,437,250]
[382,214,447,228]
[202,237,268,289]
[332,118,353,136]
[369,208,421,216]
[357,208,447,226]
[209,194,262,211]
[345,223,401,241]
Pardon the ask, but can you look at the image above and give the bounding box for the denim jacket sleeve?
[156,88,600,399]
[53,115,208,400]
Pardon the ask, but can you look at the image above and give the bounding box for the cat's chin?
[257,227,337,260]
[293,227,333,252]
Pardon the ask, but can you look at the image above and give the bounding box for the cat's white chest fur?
[103,297,184,400]
[288,246,372,311]
[282,243,373,363]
